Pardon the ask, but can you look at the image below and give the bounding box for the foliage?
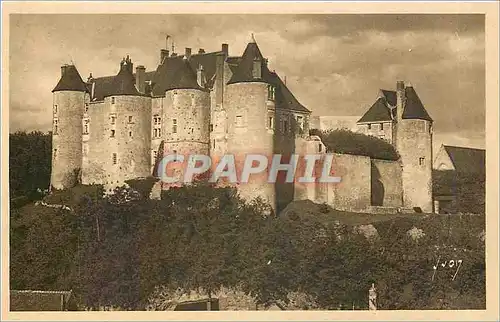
[10,181,485,310]
[9,131,52,202]
[309,129,400,161]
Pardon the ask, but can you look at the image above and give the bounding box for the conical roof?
[52,65,88,92]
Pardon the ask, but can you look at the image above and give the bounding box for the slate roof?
[52,65,89,93]
[10,290,76,311]
[443,145,486,174]
[74,39,309,113]
[358,85,433,123]
[151,56,208,95]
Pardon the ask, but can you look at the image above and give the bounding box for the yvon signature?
[431,256,463,281]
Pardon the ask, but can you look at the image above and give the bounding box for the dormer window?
[267,85,276,101]
[252,58,262,79]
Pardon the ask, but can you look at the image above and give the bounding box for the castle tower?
[160,56,211,185]
[394,81,433,213]
[82,56,152,191]
[224,36,276,210]
[51,64,89,190]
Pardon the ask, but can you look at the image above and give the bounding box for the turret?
[81,56,151,191]
[394,81,433,213]
[225,35,276,210]
[51,64,89,190]
[160,58,211,185]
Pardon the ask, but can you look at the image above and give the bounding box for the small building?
[173,298,219,311]
[432,145,486,214]
[10,290,77,311]
[433,144,485,174]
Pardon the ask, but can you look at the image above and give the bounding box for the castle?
[50,35,433,213]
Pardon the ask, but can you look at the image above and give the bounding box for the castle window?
[153,128,162,138]
[112,153,117,165]
[283,119,289,133]
[235,115,243,127]
[83,119,90,135]
[213,139,216,148]
[209,124,214,132]
[54,105,57,114]
[268,115,274,129]
[85,103,89,113]
[54,148,58,158]
[318,144,322,152]
[153,115,161,125]
[129,131,132,137]
[368,124,371,130]
[172,119,178,133]
[297,115,304,133]
[267,85,276,101]
[380,123,384,131]
[419,157,425,166]
[110,115,116,125]
[128,116,133,123]
[110,129,115,138]
[53,118,58,135]
[111,97,115,104]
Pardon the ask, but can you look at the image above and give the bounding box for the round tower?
[101,56,152,192]
[161,58,211,185]
[224,37,275,210]
[394,81,433,213]
[51,64,88,190]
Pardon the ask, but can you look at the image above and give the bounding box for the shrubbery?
[309,129,400,161]
[10,182,485,310]
[9,131,52,203]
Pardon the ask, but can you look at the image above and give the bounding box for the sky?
[9,14,485,152]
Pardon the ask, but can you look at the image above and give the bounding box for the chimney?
[185,47,192,60]
[136,65,146,93]
[197,64,206,87]
[221,43,229,56]
[396,80,405,121]
[61,65,69,77]
[160,49,169,63]
[198,48,205,54]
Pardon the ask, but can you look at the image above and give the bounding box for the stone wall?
[356,121,394,144]
[51,91,86,190]
[314,153,371,211]
[224,82,275,209]
[82,95,151,192]
[371,159,403,207]
[396,119,433,212]
[160,89,210,185]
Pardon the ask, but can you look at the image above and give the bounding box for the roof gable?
[444,145,485,174]
[52,65,88,93]
[357,97,393,123]
[108,66,142,97]
[358,84,433,123]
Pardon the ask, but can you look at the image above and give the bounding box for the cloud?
[9,14,485,151]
